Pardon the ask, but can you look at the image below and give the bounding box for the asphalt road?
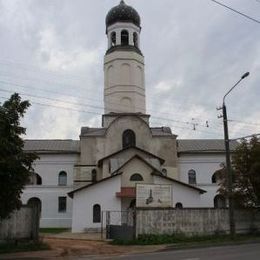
[86,243,260,260]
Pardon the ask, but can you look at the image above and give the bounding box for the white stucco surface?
[21,153,79,227]
[153,176,203,208]
[71,175,121,233]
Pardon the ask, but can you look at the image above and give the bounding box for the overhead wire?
[0,83,218,130]
[210,0,260,24]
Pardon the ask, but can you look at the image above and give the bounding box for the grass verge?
[0,241,49,254]
[111,233,260,245]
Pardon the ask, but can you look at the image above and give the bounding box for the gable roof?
[177,139,238,154]
[109,155,206,194]
[151,172,206,194]
[68,173,122,198]
[97,146,165,166]
[110,154,161,175]
[24,140,80,154]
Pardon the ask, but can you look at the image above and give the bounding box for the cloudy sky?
[0,0,259,140]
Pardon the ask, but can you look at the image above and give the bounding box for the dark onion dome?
[106,0,141,29]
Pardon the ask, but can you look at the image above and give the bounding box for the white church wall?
[21,153,78,227]
[153,176,202,208]
[22,186,73,228]
[71,175,121,233]
[178,153,225,207]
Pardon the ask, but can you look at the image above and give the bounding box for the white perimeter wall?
[71,175,121,233]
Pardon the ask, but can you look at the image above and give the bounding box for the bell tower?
[104,0,146,114]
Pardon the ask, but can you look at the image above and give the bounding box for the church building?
[21,1,237,231]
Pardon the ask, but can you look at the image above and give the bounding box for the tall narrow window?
[111,31,116,46]
[188,169,196,184]
[58,171,67,186]
[58,197,67,213]
[214,195,226,208]
[121,30,129,45]
[122,129,136,149]
[92,169,97,183]
[133,32,138,47]
[93,204,101,223]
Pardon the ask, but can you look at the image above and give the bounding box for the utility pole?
[222,102,235,238]
[218,72,250,239]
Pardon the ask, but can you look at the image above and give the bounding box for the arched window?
[122,129,136,149]
[58,171,67,186]
[28,173,42,185]
[212,169,222,184]
[121,30,129,45]
[92,169,97,183]
[133,32,138,47]
[188,169,196,185]
[214,195,226,208]
[111,31,116,46]
[130,173,143,181]
[27,197,42,214]
[93,204,101,223]
[175,202,183,209]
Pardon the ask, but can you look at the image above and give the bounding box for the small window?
[92,169,97,183]
[111,31,116,46]
[130,173,143,181]
[93,204,101,223]
[58,197,67,213]
[214,195,226,208]
[133,32,138,47]
[175,202,183,209]
[162,168,167,176]
[188,169,196,185]
[121,30,129,45]
[58,171,67,186]
[122,129,136,149]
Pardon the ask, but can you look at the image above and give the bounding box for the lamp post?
[221,72,250,238]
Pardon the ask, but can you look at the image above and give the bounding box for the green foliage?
[111,233,260,245]
[219,136,260,208]
[0,93,38,220]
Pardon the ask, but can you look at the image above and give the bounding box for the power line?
[0,95,224,136]
[231,133,260,141]
[0,86,217,130]
[210,0,260,24]
[228,119,260,127]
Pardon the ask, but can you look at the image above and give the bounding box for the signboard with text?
[136,184,172,208]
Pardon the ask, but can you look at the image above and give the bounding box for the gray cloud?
[0,0,259,140]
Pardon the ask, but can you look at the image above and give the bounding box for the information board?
[136,184,172,208]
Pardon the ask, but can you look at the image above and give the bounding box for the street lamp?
[221,72,250,238]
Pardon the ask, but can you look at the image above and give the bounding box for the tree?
[219,136,260,208]
[0,93,38,220]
